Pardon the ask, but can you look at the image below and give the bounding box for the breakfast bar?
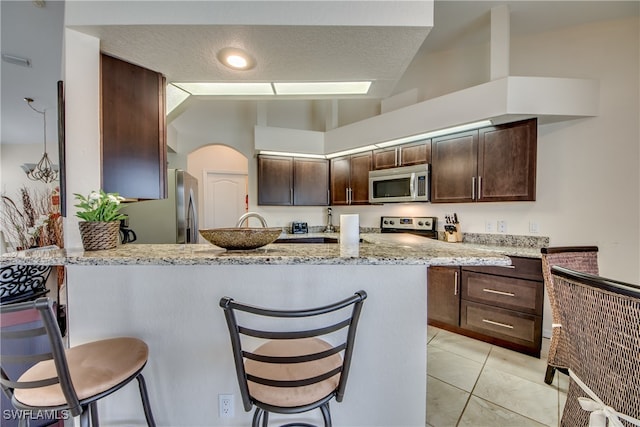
[2,234,524,427]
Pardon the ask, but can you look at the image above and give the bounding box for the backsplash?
[456,232,549,248]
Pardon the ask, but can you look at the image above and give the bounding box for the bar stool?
[540,246,598,384]
[0,265,52,305]
[220,290,367,427]
[0,297,156,427]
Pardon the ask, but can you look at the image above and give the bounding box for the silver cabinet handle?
[394,148,398,166]
[482,288,515,297]
[471,177,476,200]
[327,189,330,205]
[290,188,293,204]
[398,147,402,166]
[478,176,482,200]
[345,187,349,204]
[454,271,459,296]
[482,319,514,329]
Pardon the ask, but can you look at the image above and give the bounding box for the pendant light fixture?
[21,97,58,183]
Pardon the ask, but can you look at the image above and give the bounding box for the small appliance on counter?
[119,215,137,244]
[444,213,462,242]
[380,216,438,239]
[291,221,308,234]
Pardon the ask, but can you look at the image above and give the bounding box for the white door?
[203,171,248,228]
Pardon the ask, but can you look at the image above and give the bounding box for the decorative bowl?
[199,228,282,250]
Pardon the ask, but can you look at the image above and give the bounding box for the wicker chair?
[219,290,367,427]
[541,246,599,385]
[551,266,640,426]
[1,297,156,427]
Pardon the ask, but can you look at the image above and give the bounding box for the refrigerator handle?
[187,189,198,243]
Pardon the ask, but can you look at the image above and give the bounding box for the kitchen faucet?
[236,212,268,228]
[324,207,335,233]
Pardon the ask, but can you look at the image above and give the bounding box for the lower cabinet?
[428,257,544,357]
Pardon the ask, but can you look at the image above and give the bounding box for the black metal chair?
[0,265,52,305]
[219,290,367,427]
[551,266,640,426]
[0,297,156,427]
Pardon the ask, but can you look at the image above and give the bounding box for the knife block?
[445,224,462,243]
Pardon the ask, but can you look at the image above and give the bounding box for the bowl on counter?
[199,228,282,250]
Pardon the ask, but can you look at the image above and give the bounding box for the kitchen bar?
[1,234,533,426]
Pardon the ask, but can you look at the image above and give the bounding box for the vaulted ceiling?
[1,1,637,147]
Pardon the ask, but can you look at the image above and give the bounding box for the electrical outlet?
[529,221,539,234]
[497,220,507,233]
[219,394,234,418]
[485,221,495,233]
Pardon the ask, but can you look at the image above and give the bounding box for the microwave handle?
[410,173,417,199]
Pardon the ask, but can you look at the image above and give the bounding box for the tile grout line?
[454,343,493,426]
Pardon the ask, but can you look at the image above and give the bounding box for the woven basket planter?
[78,221,120,251]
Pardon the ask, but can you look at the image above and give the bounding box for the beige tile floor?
[427,326,568,427]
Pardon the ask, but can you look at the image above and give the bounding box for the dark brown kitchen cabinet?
[431,118,537,203]
[477,119,537,202]
[431,130,478,203]
[428,256,544,357]
[372,140,431,170]
[257,155,329,206]
[330,152,372,205]
[101,54,167,199]
[427,266,460,327]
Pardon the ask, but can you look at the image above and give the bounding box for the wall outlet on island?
[497,220,507,233]
[219,394,234,418]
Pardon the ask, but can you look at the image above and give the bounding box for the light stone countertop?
[1,232,545,267]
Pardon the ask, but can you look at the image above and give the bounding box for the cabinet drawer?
[463,256,543,281]
[461,301,541,348]
[461,271,543,315]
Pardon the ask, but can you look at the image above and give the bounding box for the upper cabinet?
[101,54,167,199]
[330,152,372,205]
[431,118,537,203]
[258,155,329,206]
[372,140,431,170]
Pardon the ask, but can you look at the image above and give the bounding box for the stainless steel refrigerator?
[120,169,199,244]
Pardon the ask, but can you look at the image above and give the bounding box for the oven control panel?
[380,216,437,232]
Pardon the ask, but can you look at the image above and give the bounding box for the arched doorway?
[187,145,248,229]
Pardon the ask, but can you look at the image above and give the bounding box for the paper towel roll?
[340,214,360,257]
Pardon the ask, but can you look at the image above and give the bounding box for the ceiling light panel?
[173,82,274,96]
[166,84,190,114]
[273,81,372,95]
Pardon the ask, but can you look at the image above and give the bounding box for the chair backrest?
[0,265,52,305]
[219,290,367,412]
[0,297,82,416]
[551,266,640,424]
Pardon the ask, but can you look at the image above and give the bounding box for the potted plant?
[74,190,126,250]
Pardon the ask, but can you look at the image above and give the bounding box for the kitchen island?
[2,234,530,427]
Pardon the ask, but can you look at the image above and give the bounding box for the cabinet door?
[349,152,372,204]
[399,140,431,166]
[258,156,293,205]
[427,266,460,326]
[478,119,537,202]
[372,147,398,170]
[293,158,329,206]
[101,54,167,199]
[330,156,351,205]
[431,131,478,203]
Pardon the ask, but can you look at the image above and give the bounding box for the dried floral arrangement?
[1,187,63,251]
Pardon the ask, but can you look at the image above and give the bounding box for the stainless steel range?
[380,216,438,239]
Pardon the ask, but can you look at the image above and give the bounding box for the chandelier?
[20,97,59,183]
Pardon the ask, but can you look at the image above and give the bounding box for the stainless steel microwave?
[368,164,430,203]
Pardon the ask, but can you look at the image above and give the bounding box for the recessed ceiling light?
[217,47,255,71]
[172,82,274,96]
[273,81,372,95]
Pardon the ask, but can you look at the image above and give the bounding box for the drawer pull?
[482,319,514,329]
[454,271,459,295]
[483,288,515,297]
